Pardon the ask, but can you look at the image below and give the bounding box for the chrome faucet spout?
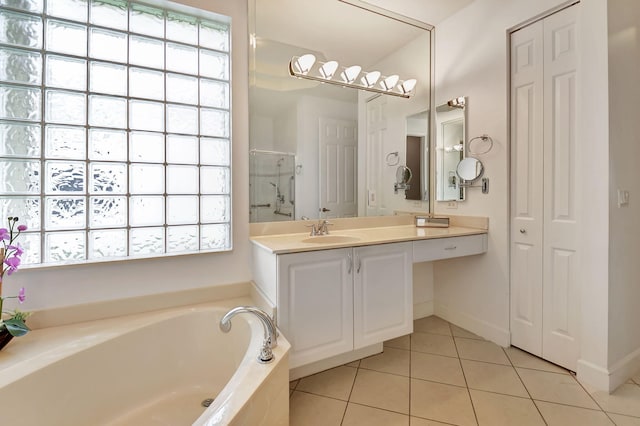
[220,306,278,363]
[317,219,333,235]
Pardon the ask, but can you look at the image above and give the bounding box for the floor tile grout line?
[341,400,412,419]
[408,333,412,420]
[505,347,550,426]
[340,362,360,425]
[531,397,629,413]
[572,371,611,415]
[449,321,480,426]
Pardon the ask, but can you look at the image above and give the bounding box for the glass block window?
[0,0,231,265]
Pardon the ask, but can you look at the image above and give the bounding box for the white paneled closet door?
[510,4,579,371]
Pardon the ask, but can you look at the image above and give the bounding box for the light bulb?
[400,78,417,94]
[340,65,362,84]
[293,54,316,75]
[361,71,380,87]
[381,74,399,91]
[319,61,338,79]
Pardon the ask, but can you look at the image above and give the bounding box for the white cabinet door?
[277,248,353,368]
[353,242,413,349]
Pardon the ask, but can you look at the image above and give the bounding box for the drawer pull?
[444,246,457,250]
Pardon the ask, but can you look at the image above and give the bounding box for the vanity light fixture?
[288,55,416,98]
[447,96,466,109]
[340,65,362,84]
[292,53,316,75]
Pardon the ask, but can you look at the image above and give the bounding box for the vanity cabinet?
[274,242,413,369]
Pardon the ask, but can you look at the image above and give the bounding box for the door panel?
[510,19,544,356]
[542,5,579,370]
[319,117,357,218]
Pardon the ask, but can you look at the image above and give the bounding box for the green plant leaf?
[4,318,30,337]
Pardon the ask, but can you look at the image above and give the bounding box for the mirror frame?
[434,97,466,202]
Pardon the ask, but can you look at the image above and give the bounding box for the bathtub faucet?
[219,306,278,364]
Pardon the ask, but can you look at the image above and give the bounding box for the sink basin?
[301,235,361,244]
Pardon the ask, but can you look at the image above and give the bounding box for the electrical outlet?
[446,201,458,209]
[617,189,630,207]
[368,190,377,207]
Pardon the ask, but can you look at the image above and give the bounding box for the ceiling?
[254,0,475,67]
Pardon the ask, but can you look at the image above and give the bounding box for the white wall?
[249,114,274,151]
[607,0,640,369]
[4,0,251,312]
[431,0,610,354]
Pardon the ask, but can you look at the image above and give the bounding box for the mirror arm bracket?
[459,177,489,194]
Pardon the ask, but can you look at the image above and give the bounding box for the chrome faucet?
[318,219,333,235]
[219,306,278,363]
[305,219,333,236]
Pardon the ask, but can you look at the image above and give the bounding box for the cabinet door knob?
[520,229,526,234]
[347,252,353,274]
[356,256,361,273]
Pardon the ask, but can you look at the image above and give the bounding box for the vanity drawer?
[412,234,487,262]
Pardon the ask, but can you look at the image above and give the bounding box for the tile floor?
[288,316,640,426]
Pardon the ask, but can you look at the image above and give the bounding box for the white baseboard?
[434,303,511,347]
[577,346,640,393]
[289,343,383,381]
[576,359,611,392]
[413,300,434,320]
[608,346,640,391]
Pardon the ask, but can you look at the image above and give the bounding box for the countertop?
[250,224,488,254]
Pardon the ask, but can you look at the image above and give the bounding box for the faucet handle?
[305,223,318,236]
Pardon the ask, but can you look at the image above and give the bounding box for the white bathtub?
[0,299,290,425]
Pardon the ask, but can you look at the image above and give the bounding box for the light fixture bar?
[288,56,416,99]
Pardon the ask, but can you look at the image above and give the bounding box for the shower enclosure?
[249,150,296,222]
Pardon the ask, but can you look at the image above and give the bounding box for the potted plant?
[0,217,30,350]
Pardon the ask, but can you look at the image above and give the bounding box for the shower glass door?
[250,150,296,222]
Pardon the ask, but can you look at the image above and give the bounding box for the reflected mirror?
[249,0,432,222]
[435,97,466,201]
[405,110,429,201]
[394,165,412,194]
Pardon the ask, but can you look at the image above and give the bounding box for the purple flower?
[7,244,23,257]
[4,255,21,275]
[17,224,27,232]
[0,228,9,241]
[18,287,25,303]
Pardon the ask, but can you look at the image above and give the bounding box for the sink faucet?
[305,219,333,236]
[317,219,333,235]
[219,306,278,363]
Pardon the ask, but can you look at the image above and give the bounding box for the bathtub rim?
[0,296,290,426]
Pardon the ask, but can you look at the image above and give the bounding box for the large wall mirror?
[248,0,433,222]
